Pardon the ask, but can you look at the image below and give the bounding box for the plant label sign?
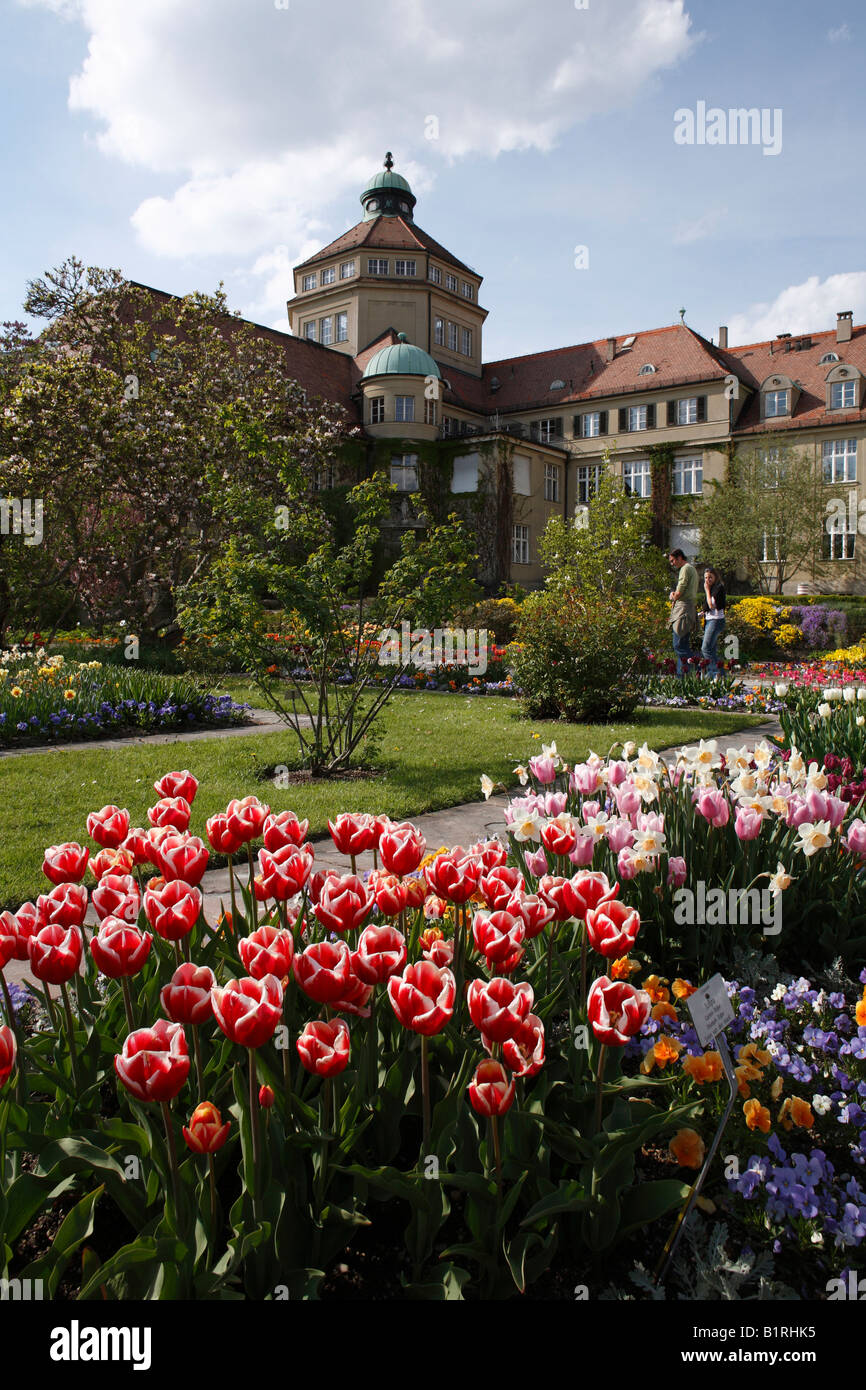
[686,973,735,1048]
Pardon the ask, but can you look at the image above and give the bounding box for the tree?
[699,441,848,595]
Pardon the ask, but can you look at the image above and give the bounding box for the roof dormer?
[825,360,863,412]
[759,371,799,420]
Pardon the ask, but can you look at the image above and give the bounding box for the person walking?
[701,566,727,678]
[667,548,699,679]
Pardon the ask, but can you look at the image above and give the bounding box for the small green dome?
[362,169,413,198]
[362,333,441,381]
[361,153,416,221]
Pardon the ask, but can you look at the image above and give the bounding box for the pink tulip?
[568,833,596,867]
[523,846,549,878]
[570,763,602,795]
[542,792,568,817]
[605,819,635,854]
[607,760,629,788]
[843,819,866,856]
[616,848,639,881]
[667,856,687,888]
[528,756,556,785]
[695,789,730,828]
[734,807,763,841]
[614,784,641,818]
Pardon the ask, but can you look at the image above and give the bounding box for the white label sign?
[686,973,735,1048]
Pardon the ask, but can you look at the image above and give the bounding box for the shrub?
[786,605,847,651]
[453,596,522,646]
[513,587,648,721]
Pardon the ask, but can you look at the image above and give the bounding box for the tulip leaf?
[402,1262,471,1300]
[618,1179,692,1238]
[19,1185,103,1299]
[520,1180,590,1229]
[77,1237,187,1301]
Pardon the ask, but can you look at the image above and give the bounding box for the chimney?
[606,337,616,362]
[718,326,728,349]
[837,310,853,344]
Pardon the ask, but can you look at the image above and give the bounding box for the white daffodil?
[586,812,611,842]
[634,830,666,856]
[752,740,774,770]
[513,764,529,786]
[480,774,494,800]
[769,861,795,894]
[635,743,661,771]
[622,741,637,760]
[512,814,543,843]
[726,744,755,773]
[541,741,560,764]
[730,771,760,798]
[804,763,828,792]
[796,820,832,856]
[631,773,660,803]
[680,738,721,771]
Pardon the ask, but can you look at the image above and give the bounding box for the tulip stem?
[227,853,238,930]
[59,981,81,1096]
[120,977,136,1034]
[247,847,258,929]
[0,969,25,1107]
[420,1035,431,1155]
[579,925,587,1012]
[160,1101,182,1219]
[207,1152,218,1233]
[367,991,377,1097]
[490,1114,503,1200]
[594,1044,608,1134]
[247,1048,262,1224]
[192,1026,205,1100]
[316,1075,331,1214]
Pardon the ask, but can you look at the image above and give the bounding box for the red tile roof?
[723,325,866,435]
[296,218,480,277]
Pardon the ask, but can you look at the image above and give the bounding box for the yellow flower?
[64,689,76,700]
[743,1099,771,1132]
[10,686,22,698]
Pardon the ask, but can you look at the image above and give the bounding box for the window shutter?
[599,411,608,435]
[697,395,707,423]
[618,407,628,432]
[667,400,676,426]
[646,403,656,429]
[554,417,563,437]
[573,415,581,436]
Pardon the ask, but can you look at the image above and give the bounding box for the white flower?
[512,764,529,786]
[622,741,637,759]
[768,861,794,894]
[774,682,789,697]
[857,687,866,701]
[843,687,856,703]
[680,738,721,771]
[857,716,865,728]
[727,745,755,773]
[771,983,787,1001]
[541,741,560,763]
[480,774,494,800]
[796,820,833,856]
[817,702,832,718]
[812,1094,833,1116]
[512,814,542,843]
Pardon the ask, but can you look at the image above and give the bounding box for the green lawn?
[0,695,767,908]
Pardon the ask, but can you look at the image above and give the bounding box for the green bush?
[513,586,648,722]
[453,595,522,645]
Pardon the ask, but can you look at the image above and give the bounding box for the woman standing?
[701,567,727,678]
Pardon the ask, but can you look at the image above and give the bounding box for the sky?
[2,0,865,360]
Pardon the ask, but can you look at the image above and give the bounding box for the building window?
[764,389,789,417]
[395,395,415,423]
[831,380,857,410]
[452,453,479,492]
[512,455,531,496]
[628,405,649,431]
[319,316,333,346]
[369,396,385,424]
[434,318,445,346]
[302,273,317,291]
[429,265,442,285]
[824,515,856,560]
[759,448,784,489]
[390,455,418,492]
[461,327,472,356]
[760,530,782,563]
[395,259,416,277]
[368,258,389,275]
[536,418,561,444]
[304,321,317,341]
[314,465,335,491]
[576,464,601,504]
[340,260,356,279]
[461,281,474,300]
[424,398,438,426]
[673,456,703,495]
[446,273,458,293]
[823,438,857,483]
[321,267,336,286]
[447,322,458,351]
[581,412,601,438]
[623,459,651,498]
[336,312,348,343]
[512,524,530,565]
[677,397,699,425]
[544,463,560,503]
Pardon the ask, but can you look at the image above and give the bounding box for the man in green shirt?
[667,548,698,678]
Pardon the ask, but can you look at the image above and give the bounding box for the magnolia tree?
[0,258,353,641]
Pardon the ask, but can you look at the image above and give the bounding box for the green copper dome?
[361,333,441,381]
[361,153,416,221]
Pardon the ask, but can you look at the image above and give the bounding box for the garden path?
[0,708,294,758]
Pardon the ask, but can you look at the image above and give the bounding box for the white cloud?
[727,273,866,344]
[827,23,851,42]
[673,206,727,245]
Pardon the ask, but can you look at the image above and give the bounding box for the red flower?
[86,805,131,850]
[540,819,577,857]
[183,1100,230,1153]
[41,842,90,885]
[115,1020,190,1103]
[387,961,456,1035]
[471,910,525,974]
[89,847,134,881]
[154,770,198,804]
[296,1018,351,1077]
[537,874,580,922]
[144,879,202,941]
[238,925,295,981]
[154,834,209,886]
[0,911,20,969]
[587,976,652,1046]
[403,876,428,910]
[160,962,215,1025]
[263,810,309,851]
[314,873,373,935]
[0,1025,16,1089]
[225,796,271,844]
[147,797,192,833]
[570,871,620,921]
[91,872,140,924]
[36,882,88,929]
[379,822,426,877]
[467,977,534,1042]
[90,916,153,979]
[328,812,375,858]
[258,1085,275,1109]
[421,934,454,969]
[7,902,39,961]
[27,923,83,984]
[211,975,284,1049]
[257,844,314,900]
[585,900,641,959]
[121,829,152,867]
[500,1013,545,1077]
[468,838,508,872]
[424,847,480,904]
[506,891,555,940]
[478,865,524,911]
[293,940,354,1004]
[468,1059,515,1117]
[352,924,407,985]
[205,813,245,855]
[371,872,408,916]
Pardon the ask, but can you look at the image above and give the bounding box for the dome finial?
[384,151,394,171]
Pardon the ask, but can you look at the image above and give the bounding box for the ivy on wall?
[648,442,676,550]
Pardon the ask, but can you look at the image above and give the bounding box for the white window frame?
[429,265,442,285]
[628,405,648,432]
[673,455,703,495]
[760,530,782,564]
[395,259,417,277]
[390,454,419,492]
[537,418,558,444]
[461,281,474,300]
[302,273,317,291]
[759,447,784,489]
[512,524,530,565]
[544,463,560,503]
[434,318,445,346]
[319,316,333,346]
[577,463,601,504]
[581,412,601,439]
[340,260,356,280]
[447,322,458,351]
[823,438,857,483]
[677,397,699,425]
[623,458,651,498]
[831,380,857,410]
[368,258,389,276]
[395,395,415,423]
[824,514,856,560]
[764,389,789,418]
[304,321,317,341]
[336,312,348,343]
[461,326,472,356]
[446,273,458,293]
[314,465,335,491]
[321,267,336,286]
[424,398,438,426]
[369,396,385,425]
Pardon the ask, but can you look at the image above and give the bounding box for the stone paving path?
[0,709,293,759]
[2,716,781,992]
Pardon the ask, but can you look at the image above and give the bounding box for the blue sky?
[2,0,864,359]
